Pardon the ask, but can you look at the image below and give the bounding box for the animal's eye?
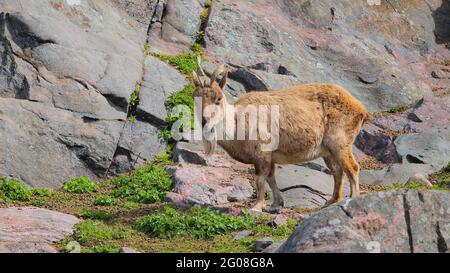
[215,97,222,105]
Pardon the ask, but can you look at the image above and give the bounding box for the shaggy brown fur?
[193,63,369,212]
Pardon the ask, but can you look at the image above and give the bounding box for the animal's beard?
[203,139,217,156]
[203,126,217,156]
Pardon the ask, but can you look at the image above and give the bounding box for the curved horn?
[196,55,206,77]
[210,65,225,86]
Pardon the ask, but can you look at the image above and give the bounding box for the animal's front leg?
[267,166,284,214]
[251,175,267,212]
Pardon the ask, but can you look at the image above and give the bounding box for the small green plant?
[112,164,172,203]
[153,152,174,166]
[130,82,141,108]
[123,201,140,210]
[443,161,450,173]
[200,9,209,24]
[196,30,205,44]
[161,85,196,141]
[62,177,97,194]
[31,200,47,207]
[75,220,131,244]
[387,181,449,191]
[388,104,408,113]
[143,43,150,55]
[190,43,204,55]
[78,209,114,221]
[92,195,117,206]
[128,115,137,123]
[135,207,187,239]
[31,188,55,197]
[91,245,120,253]
[135,207,254,239]
[0,177,31,202]
[153,53,199,75]
[204,0,212,8]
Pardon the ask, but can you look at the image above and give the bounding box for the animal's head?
[192,56,228,155]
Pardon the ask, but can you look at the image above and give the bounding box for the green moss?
[92,195,117,206]
[387,181,449,191]
[112,164,172,204]
[61,177,97,194]
[0,177,31,202]
[388,104,408,113]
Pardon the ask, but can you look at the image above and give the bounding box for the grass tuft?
[62,177,97,194]
[135,206,254,239]
[112,164,172,204]
[0,177,31,202]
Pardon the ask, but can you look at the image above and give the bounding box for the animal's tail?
[363,112,372,125]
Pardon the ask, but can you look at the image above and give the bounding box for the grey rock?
[395,126,450,169]
[234,230,252,240]
[205,0,441,111]
[278,190,450,253]
[119,247,140,253]
[268,214,288,228]
[275,164,350,209]
[0,98,123,188]
[263,239,286,253]
[360,163,436,186]
[253,237,274,252]
[407,173,433,187]
[137,56,188,125]
[109,120,167,175]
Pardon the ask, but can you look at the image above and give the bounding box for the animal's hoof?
[267,206,282,214]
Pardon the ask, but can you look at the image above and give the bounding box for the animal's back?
[234,83,368,163]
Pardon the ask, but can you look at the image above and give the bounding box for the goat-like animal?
[192,59,369,212]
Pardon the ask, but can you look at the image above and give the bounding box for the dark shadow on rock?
[433,0,450,45]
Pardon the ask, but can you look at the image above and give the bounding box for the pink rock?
[268,215,288,227]
[407,173,432,187]
[0,207,79,253]
[167,163,254,206]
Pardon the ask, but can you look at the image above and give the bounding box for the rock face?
[0,207,79,253]
[0,0,449,192]
[277,190,450,253]
[0,0,185,187]
[204,0,449,112]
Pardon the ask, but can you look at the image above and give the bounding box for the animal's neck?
[216,96,237,152]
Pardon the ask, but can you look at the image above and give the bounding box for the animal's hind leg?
[335,147,360,198]
[267,163,284,213]
[323,155,345,207]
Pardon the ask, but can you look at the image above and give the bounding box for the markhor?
[176,257,210,271]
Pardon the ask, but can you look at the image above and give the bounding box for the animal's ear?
[192,71,204,88]
[219,70,228,89]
